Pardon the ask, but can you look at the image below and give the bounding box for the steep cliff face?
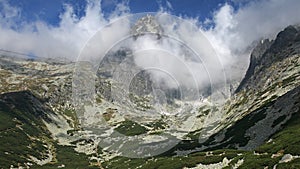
[235,39,273,93]
[236,25,300,93]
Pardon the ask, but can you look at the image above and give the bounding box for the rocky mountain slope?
[0,22,299,168]
[188,25,300,150]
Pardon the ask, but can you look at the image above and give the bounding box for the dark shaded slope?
[0,91,96,169]
[0,91,54,168]
[0,90,53,122]
[202,86,300,151]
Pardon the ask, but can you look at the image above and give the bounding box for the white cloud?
[201,0,300,86]
[0,0,128,60]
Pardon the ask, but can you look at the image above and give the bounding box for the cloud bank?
[0,0,129,60]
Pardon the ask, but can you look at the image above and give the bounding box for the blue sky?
[4,0,239,26]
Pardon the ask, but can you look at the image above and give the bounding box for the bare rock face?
[235,39,273,93]
[131,14,163,39]
[236,25,300,93]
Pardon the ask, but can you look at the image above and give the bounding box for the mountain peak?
[131,14,163,39]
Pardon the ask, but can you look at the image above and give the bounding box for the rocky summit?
[0,23,300,169]
[131,14,163,39]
